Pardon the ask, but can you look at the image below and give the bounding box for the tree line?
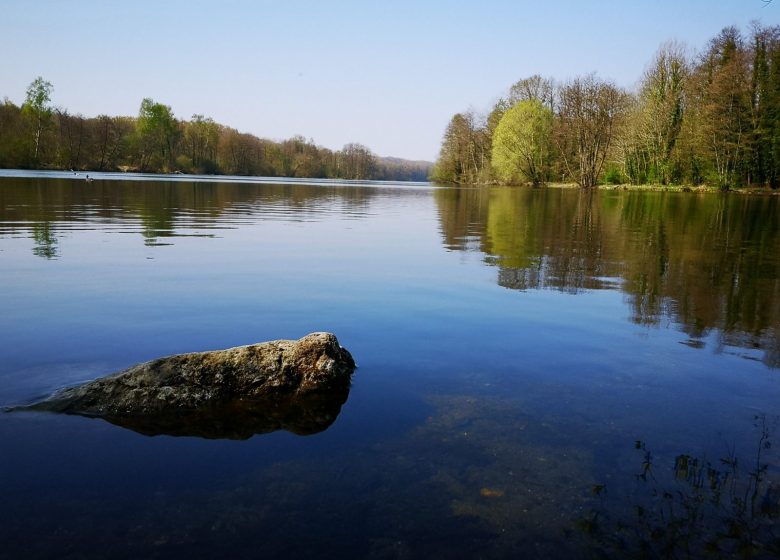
[432,24,780,190]
[0,81,431,182]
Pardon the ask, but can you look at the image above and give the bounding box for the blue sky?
[1,0,778,161]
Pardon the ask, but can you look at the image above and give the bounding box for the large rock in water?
[14,332,356,439]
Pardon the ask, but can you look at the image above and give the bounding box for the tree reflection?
[31,222,58,259]
[436,187,780,367]
[1,177,379,252]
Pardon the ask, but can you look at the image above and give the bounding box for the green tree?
[184,114,220,172]
[639,42,688,183]
[749,24,780,187]
[770,28,780,188]
[21,76,53,162]
[691,27,752,189]
[136,98,178,171]
[91,115,133,171]
[491,100,553,185]
[0,99,26,167]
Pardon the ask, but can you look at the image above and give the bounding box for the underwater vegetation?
[580,415,780,559]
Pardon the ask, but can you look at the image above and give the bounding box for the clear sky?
[1,0,778,161]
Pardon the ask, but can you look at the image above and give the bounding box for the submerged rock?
[12,332,356,439]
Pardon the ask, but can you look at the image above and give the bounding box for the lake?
[1,171,779,559]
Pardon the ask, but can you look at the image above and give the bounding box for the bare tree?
[556,75,628,188]
[508,75,555,111]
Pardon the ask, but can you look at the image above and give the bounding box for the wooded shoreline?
[433,24,780,192]
[0,88,432,182]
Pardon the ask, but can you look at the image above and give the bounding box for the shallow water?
[1,171,779,559]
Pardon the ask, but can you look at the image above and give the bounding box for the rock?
[11,332,356,439]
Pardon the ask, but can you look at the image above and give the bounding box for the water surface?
[1,172,778,558]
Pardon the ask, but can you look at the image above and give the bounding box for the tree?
[91,115,133,171]
[491,100,553,185]
[56,109,86,169]
[184,114,219,172]
[338,143,376,179]
[690,27,752,189]
[431,111,491,184]
[21,77,53,162]
[615,43,689,185]
[0,99,25,167]
[136,98,178,171]
[508,75,555,111]
[556,75,628,188]
[640,42,689,183]
[749,23,780,187]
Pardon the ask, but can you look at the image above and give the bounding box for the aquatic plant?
[580,415,780,558]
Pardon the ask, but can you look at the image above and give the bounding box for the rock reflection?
[98,387,351,439]
[436,187,780,367]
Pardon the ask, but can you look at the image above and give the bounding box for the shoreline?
[441,181,780,195]
[546,182,780,195]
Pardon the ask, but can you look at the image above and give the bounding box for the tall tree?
[136,98,178,171]
[21,77,53,163]
[338,143,376,179]
[92,115,132,171]
[691,27,752,189]
[770,28,780,188]
[640,42,688,183]
[491,100,553,185]
[750,24,780,187]
[184,114,219,172]
[56,109,87,169]
[508,75,555,111]
[432,111,491,184]
[556,75,628,188]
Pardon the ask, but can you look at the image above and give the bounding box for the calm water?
[1,171,779,559]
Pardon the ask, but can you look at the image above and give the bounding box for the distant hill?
[375,157,434,182]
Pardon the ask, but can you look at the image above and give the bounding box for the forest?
[0,86,431,182]
[432,24,780,190]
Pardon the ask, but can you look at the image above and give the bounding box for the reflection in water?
[2,175,780,558]
[94,388,352,439]
[581,416,780,558]
[31,222,58,259]
[0,176,384,251]
[436,187,780,367]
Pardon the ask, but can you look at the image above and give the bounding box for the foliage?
[435,23,780,189]
[556,75,628,188]
[491,100,553,185]
[0,81,431,181]
[579,416,780,558]
[21,76,53,163]
[617,42,688,185]
[136,98,178,171]
[431,111,492,184]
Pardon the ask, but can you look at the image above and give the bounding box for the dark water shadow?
[97,387,353,439]
[9,386,353,440]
